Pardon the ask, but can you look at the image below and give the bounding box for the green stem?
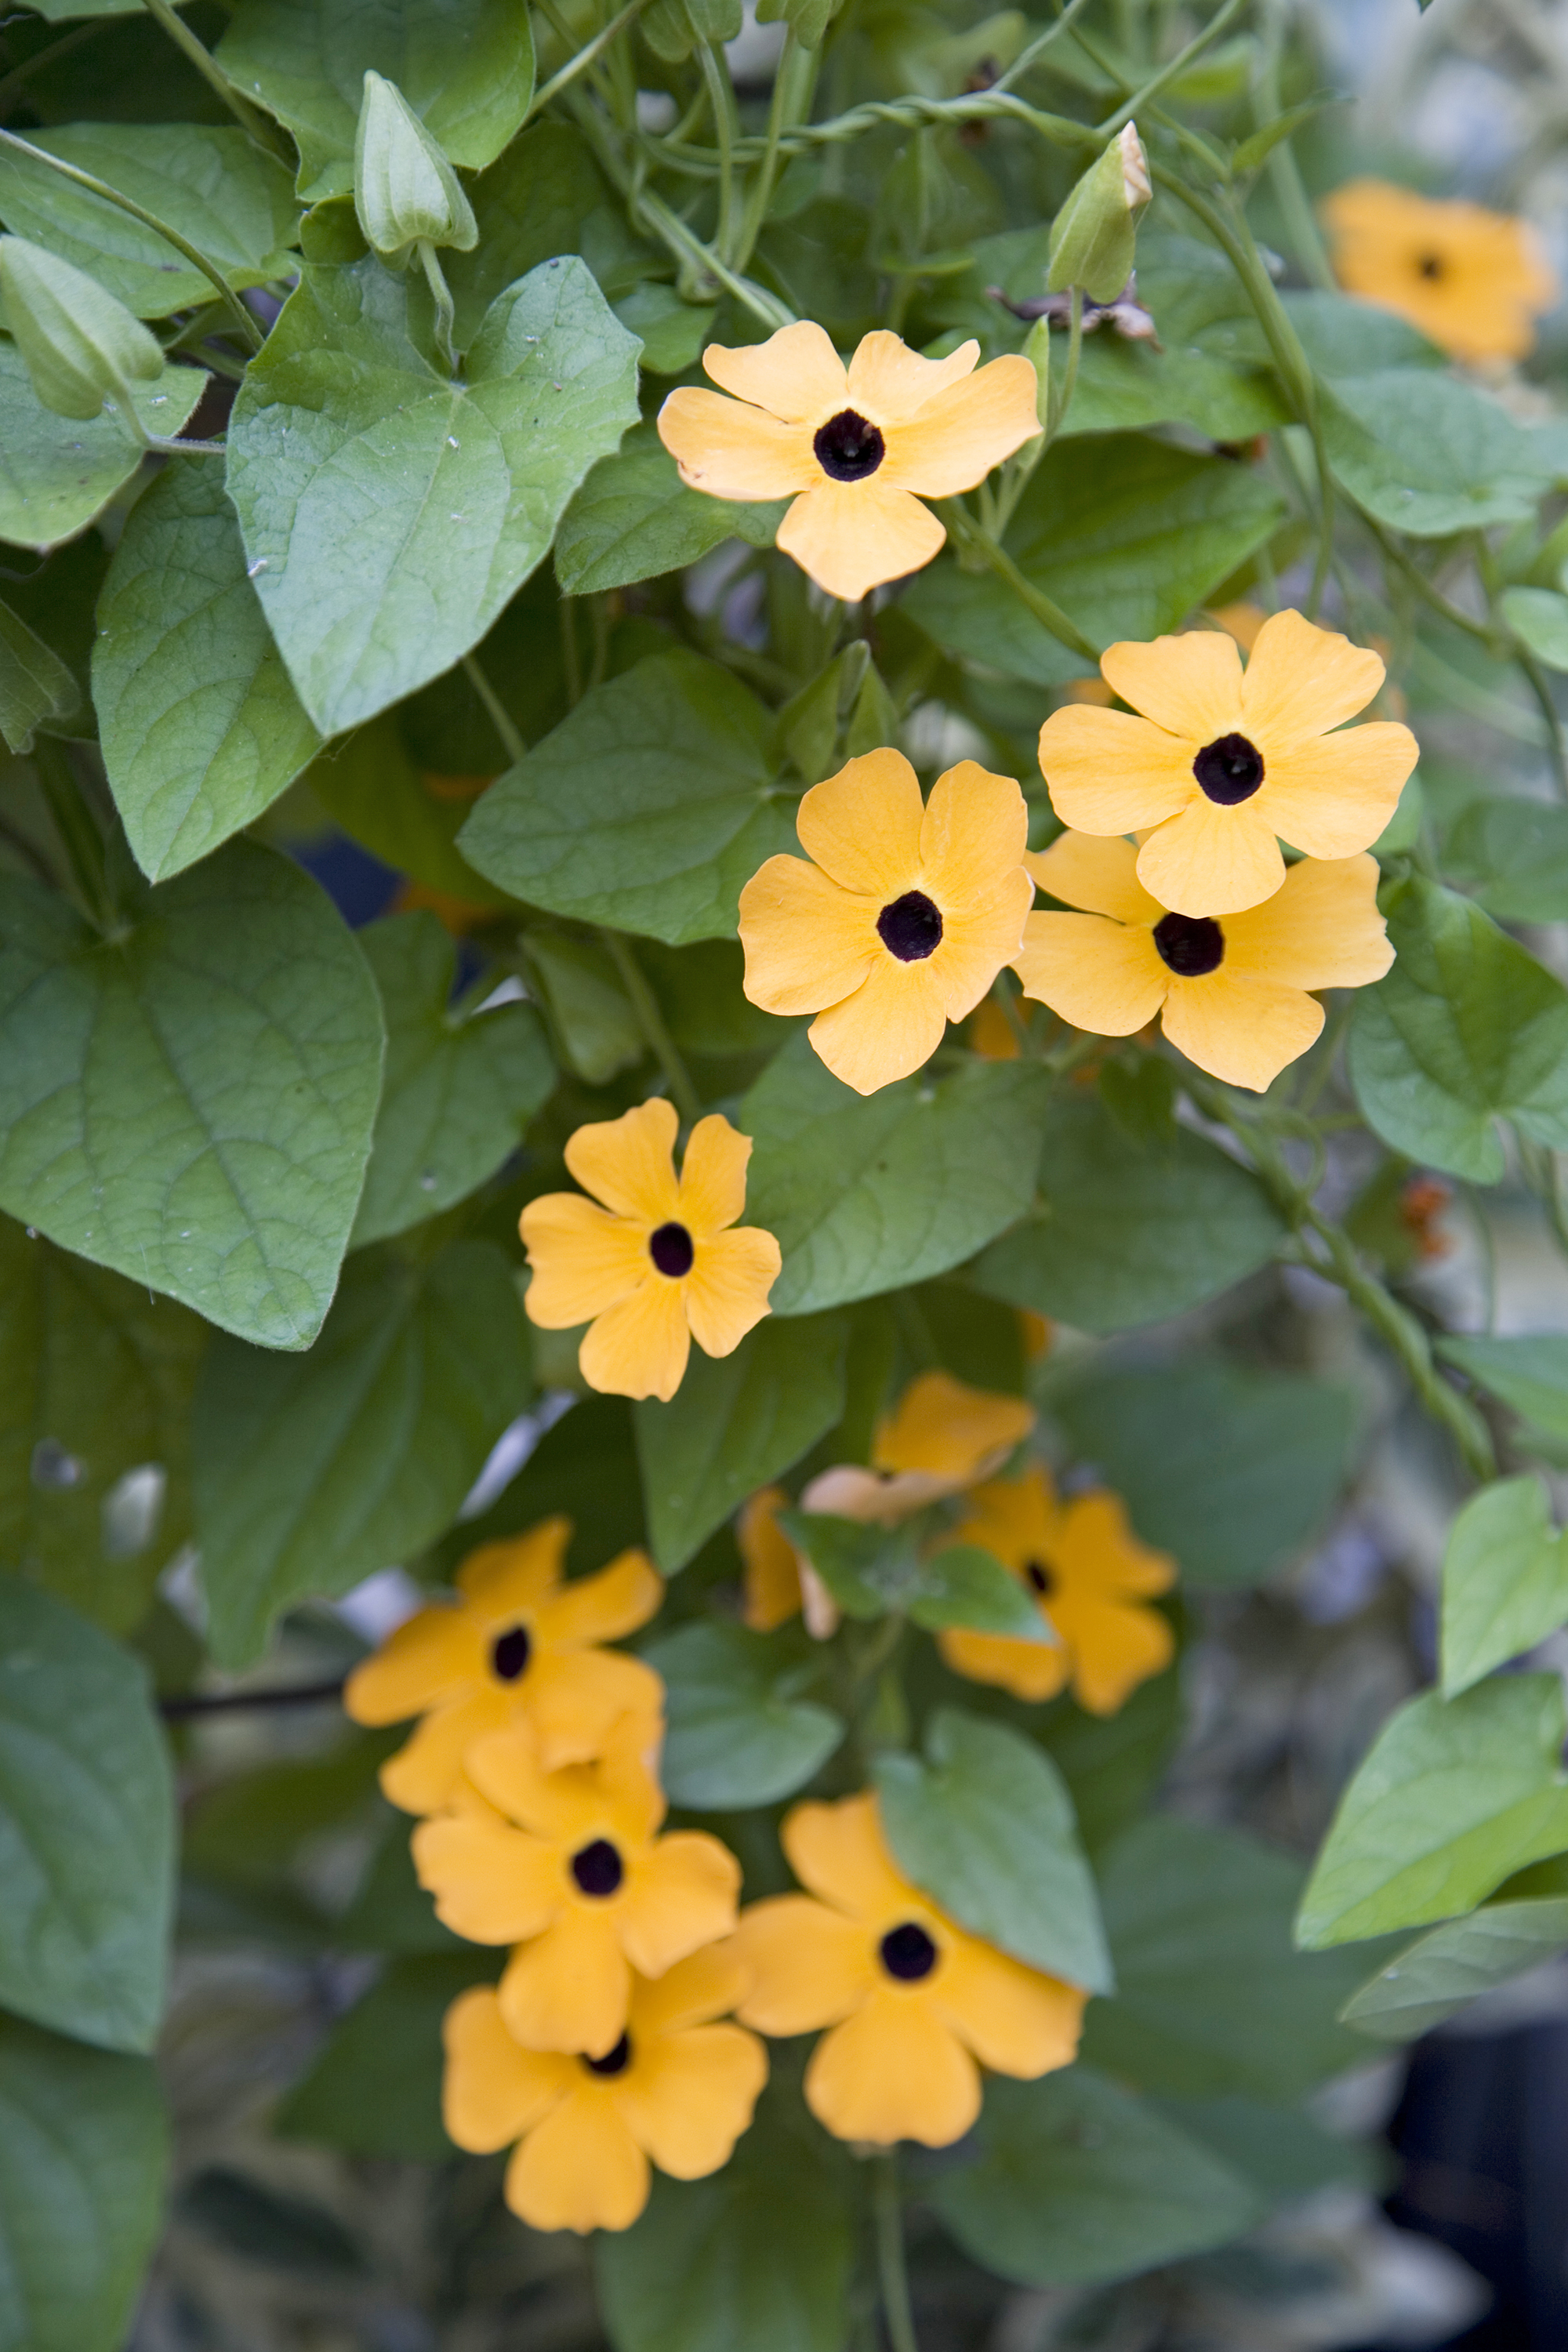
[699,42,740,267]
[993,0,1099,90]
[418,238,458,374]
[460,652,525,767]
[731,31,814,277]
[1255,0,1336,291]
[637,187,795,328]
[872,2154,919,2352]
[1096,0,1249,132]
[31,735,113,931]
[524,0,653,126]
[138,0,289,158]
[938,501,1102,666]
[1044,285,1083,447]
[600,929,702,1123]
[1515,647,1568,800]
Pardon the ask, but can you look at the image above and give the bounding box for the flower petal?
[938,1623,1069,1702]
[933,1937,1085,2076]
[1222,852,1393,990]
[739,1486,804,1632]
[564,1098,681,1222]
[506,2087,650,2234]
[677,1112,752,1236]
[1240,609,1385,751]
[1056,1489,1175,1598]
[379,1687,509,1815]
[739,855,881,1017]
[657,385,818,499]
[442,1987,572,2152]
[1037,705,1198,836]
[1135,797,1286,918]
[1258,722,1418,858]
[808,951,949,1094]
[1101,630,1243,739]
[873,1370,1034,1480]
[796,747,926,898]
[1052,1592,1175,1715]
[684,1225,780,1359]
[731,1895,876,2032]
[931,866,1037,1022]
[579,1274,691,1403]
[1160,970,1324,1092]
[457,1518,571,1618]
[619,1831,742,1978]
[633,1944,750,2036]
[1011,910,1169,1036]
[880,356,1042,496]
[919,760,1029,904]
[777,480,946,601]
[845,330,978,421]
[412,1812,563,1943]
[703,321,848,420]
[1025,832,1163,924]
[619,2022,768,2178]
[520,1194,649,1328]
[783,1791,911,1922]
[343,1604,481,1726]
[522,1648,666,1773]
[499,1906,632,2056]
[805,1991,980,2147]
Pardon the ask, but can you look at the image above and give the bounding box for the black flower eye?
[583,2031,633,2077]
[1192,732,1265,805]
[877,891,943,962]
[649,1221,695,1276]
[571,1838,624,1896]
[491,1625,531,1681]
[879,1921,938,1980]
[1153,913,1225,977]
[814,408,886,481]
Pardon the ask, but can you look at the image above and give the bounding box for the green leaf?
[1296,1675,1568,1949]
[1503,585,1568,671]
[1230,93,1340,176]
[1081,1817,1378,2099]
[459,648,795,946]
[1348,877,1568,1183]
[525,931,644,1082]
[1153,2092,1380,2205]
[193,1239,532,1666]
[911,1544,1062,1638]
[93,456,322,882]
[739,1036,1051,1317]
[0,1215,205,1632]
[225,253,641,736]
[1339,1897,1568,2041]
[216,0,535,201]
[351,913,554,1247]
[306,715,514,909]
[434,1392,645,1581]
[276,1950,498,2158]
[0,592,79,753]
[1283,289,1445,376]
[1322,368,1564,537]
[1443,795,1568,925]
[0,337,204,554]
[902,433,1283,685]
[0,2014,168,2352]
[754,0,844,49]
[786,1515,1057,1640]
[971,1089,1283,1334]
[554,422,784,596]
[875,1708,1112,1993]
[1439,1332,1568,1445]
[0,1578,174,2051]
[0,125,298,317]
[647,1621,843,1808]
[1052,1362,1356,1588]
[445,122,651,352]
[1439,1475,1568,1697]
[0,839,384,1352]
[633,1311,848,1573]
[612,283,713,376]
[927,2067,1260,2286]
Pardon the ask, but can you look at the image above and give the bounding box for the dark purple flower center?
[583,2032,632,2077]
[571,1838,624,1897]
[1153,913,1225,977]
[490,1624,532,1682]
[1024,1558,1055,1598]
[649,1221,695,1278]
[814,408,885,481]
[879,1921,938,1981]
[877,891,943,962]
[1192,731,1265,805]
[1416,251,1444,281]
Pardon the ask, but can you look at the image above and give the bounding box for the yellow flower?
[1036,610,1417,916]
[801,1370,1035,1526]
[939,1465,1174,1711]
[739,750,1034,1096]
[1322,179,1558,366]
[442,1947,766,2235]
[732,1791,1083,2147]
[656,321,1040,601]
[1013,832,1392,1094]
[520,1098,781,1403]
[343,1517,664,1814]
[412,1715,741,2057]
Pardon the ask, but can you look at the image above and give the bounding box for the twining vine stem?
[872,2152,920,2352]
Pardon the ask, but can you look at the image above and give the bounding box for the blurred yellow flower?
[1322,179,1558,365]
[801,1369,1034,1526]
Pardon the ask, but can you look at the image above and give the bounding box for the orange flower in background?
[801,1369,1034,1526]
[940,1464,1175,1711]
[1036,611,1417,916]
[443,1949,766,2234]
[657,321,1040,601]
[521,1099,780,1403]
[1322,179,1558,365]
[343,1517,664,1814]
[739,750,1033,1095]
[732,1791,1083,2147]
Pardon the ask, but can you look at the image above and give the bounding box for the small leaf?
[555,421,783,596]
[1503,584,1568,672]
[1439,1332,1568,1446]
[1322,369,1564,538]
[0,338,204,554]
[783,1516,1054,1641]
[648,1621,843,1808]
[1443,796,1568,925]
[1339,1898,1568,2041]
[1439,1475,1568,1697]
[0,591,79,753]
[1229,93,1340,178]
[909,1545,1058,1640]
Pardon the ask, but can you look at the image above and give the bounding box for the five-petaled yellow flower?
[1014,832,1392,1094]
[1322,179,1558,366]
[343,1517,664,1814]
[940,1465,1175,1712]
[521,1099,781,1403]
[443,1948,766,2234]
[413,1715,740,2058]
[1036,611,1417,916]
[801,1370,1035,1525]
[657,321,1040,601]
[739,750,1033,1095]
[732,1791,1084,2147]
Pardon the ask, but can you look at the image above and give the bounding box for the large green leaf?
[194,1239,531,1665]
[1323,368,1564,537]
[1297,1675,1568,1949]
[0,2015,167,2352]
[0,839,384,1352]
[1443,796,1568,926]
[1340,1897,1568,2042]
[0,339,204,554]
[875,1708,1112,1993]
[971,1090,1283,1334]
[276,1950,498,2158]
[648,1621,843,1808]
[94,458,322,882]
[0,124,297,316]
[554,423,785,596]
[351,913,554,1247]
[225,254,640,736]
[1348,877,1568,1183]
[0,1579,174,2052]
[740,1036,1050,1316]
[216,0,535,201]
[633,1310,848,1573]
[902,434,1283,684]
[1052,1363,1356,1587]
[928,2067,1259,2286]
[0,1216,205,1632]
[1439,1475,1568,1698]
[459,648,795,946]
[1439,1333,1568,1446]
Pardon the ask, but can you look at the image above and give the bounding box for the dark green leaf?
[276,1950,498,2158]
[445,122,651,350]
[1322,369,1564,537]
[336,1816,464,1954]
[0,339,204,554]
[0,592,79,753]
[555,421,784,595]
[1283,289,1445,376]
[786,1515,1055,1641]
[434,1392,645,1580]
[1439,1475,1568,1697]
[1340,1897,1568,2041]
[1443,795,1568,925]
[1439,1332,1568,1444]
[1502,586,1568,671]
[1155,2092,1380,2204]
[306,715,514,909]
[648,1620,843,1807]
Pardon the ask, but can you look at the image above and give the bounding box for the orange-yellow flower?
[657,321,1040,601]
[342,1517,664,1814]
[412,1715,740,2057]
[801,1370,1034,1526]
[520,1098,781,1403]
[1322,179,1558,366]
[939,1465,1174,1711]
[442,1948,766,2234]
[739,750,1033,1095]
[1014,832,1392,1093]
[1036,611,1417,916]
[731,1791,1083,2147]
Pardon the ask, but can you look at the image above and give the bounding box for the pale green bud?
[1047,123,1152,304]
[1022,316,1051,426]
[0,235,164,423]
[354,71,478,269]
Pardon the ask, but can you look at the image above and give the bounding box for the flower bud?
[354,71,478,269]
[1047,123,1152,305]
[1022,316,1051,426]
[0,235,164,422]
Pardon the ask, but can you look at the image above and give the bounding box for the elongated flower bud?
[354,71,478,269]
[0,235,164,422]
[1047,124,1152,304]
